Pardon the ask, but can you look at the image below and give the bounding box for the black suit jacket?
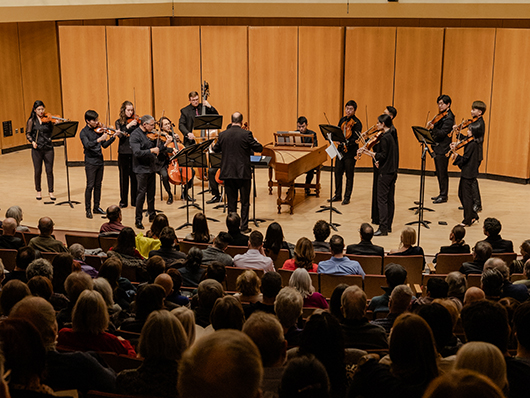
[433,242,471,263]
[431,109,455,155]
[212,126,263,180]
[130,127,168,174]
[0,235,24,250]
[346,240,385,257]
[481,236,514,253]
[178,104,218,146]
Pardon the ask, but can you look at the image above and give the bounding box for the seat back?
[225,266,264,291]
[41,251,58,263]
[319,274,362,298]
[492,252,517,265]
[466,273,482,288]
[272,249,291,270]
[0,249,18,271]
[14,231,26,244]
[363,275,387,300]
[65,233,100,250]
[314,251,332,265]
[85,254,104,271]
[435,253,473,274]
[511,273,526,283]
[179,240,210,254]
[383,255,424,286]
[99,236,118,253]
[225,245,248,257]
[345,254,383,275]
[422,273,449,296]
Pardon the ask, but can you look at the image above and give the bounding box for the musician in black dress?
[115,101,138,208]
[26,100,57,201]
[297,116,319,195]
[427,94,454,204]
[329,100,362,205]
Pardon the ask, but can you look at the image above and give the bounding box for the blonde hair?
[139,310,187,361]
[400,227,417,248]
[171,307,196,347]
[289,268,314,298]
[72,290,109,335]
[236,270,261,296]
[293,237,315,271]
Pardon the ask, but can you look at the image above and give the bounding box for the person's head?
[359,223,374,241]
[6,206,24,226]
[37,216,54,235]
[484,257,509,280]
[150,214,169,239]
[106,205,121,223]
[437,94,452,111]
[178,330,263,398]
[426,278,449,299]
[376,113,393,129]
[249,230,264,250]
[146,255,166,283]
[451,224,466,242]
[214,231,233,250]
[31,100,46,117]
[98,256,122,290]
[471,100,487,116]
[513,301,530,353]
[27,276,53,300]
[15,246,35,271]
[461,300,510,353]
[297,116,308,134]
[203,262,226,284]
[185,247,203,271]
[389,313,439,383]
[26,258,53,281]
[10,296,57,350]
[135,283,166,321]
[520,240,530,261]
[463,286,485,306]
[84,110,99,127]
[69,243,85,261]
[483,217,502,237]
[171,306,196,346]
[289,268,315,299]
[51,252,74,293]
[275,287,303,330]
[416,302,454,353]
[423,370,504,398]
[313,220,330,242]
[385,105,397,119]
[341,285,366,321]
[384,263,407,288]
[236,270,261,297]
[455,341,507,391]
[473,241,493,262]
[1,218,16,236]
[0,280,31,316]
[243,312,286,368]
[159,226,177,249]
[292,238,315,271]
[446,271,467,299]
[210,295,245,331]
[480,268,504,298]
[188,91,200,106]
[226,212,241,234]
[166,268,183,293]
[64,270,94,305]
[264,222,284,254]
[114,227,137,256]
[433,298,461,330]
[260,271,282,299]
[329,284,349,322]
[140,115,156,132]
[139,310,187,361]
[279,355,330,398]
[93,277,116,308]
[197,279,225,313]
[154,273,174,297]
[389,284,413,314]
[119,100,135,121]
[192,213,210,241]
[345,100,357,116]
[400,227,416,247]
[231,112,243,125]
[329,234,344,256]
[72,290,109,334]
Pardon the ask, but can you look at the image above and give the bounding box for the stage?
[1,147,528,257]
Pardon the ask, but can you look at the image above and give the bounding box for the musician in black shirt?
[115,101,138,209]
[80,110,116,219]
[297,116,319,195]
[178,90,218,147]
[468,101,486,213]
[428,94,454,204]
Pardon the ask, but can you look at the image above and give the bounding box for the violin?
[355,129,383,161]
[445,136,474,158]
[41,113,68,123]
[146,130,169,142]
[127,114,141,125]
[355,124,378,145]
[427,109,449,129]
[94,122,120,137]
[340,117,356,140]
[451,116,479,135]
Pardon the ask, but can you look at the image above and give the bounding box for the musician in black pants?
[329,100,362,206]
[428,94,454,204]
[469,101,486,213]
[115,101,138,209]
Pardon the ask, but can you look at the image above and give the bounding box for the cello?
[161,116,193,185]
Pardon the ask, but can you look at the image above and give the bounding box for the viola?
[340,117,356,140]
[94,122,120,137]
[355,124,377,145]
[127,114,141,125]
[445,136,474,158]
[355,129,383,161]
[451,116,479,135]
[427,109,449,129]
[41,113,68,123]
[146,130,169,142]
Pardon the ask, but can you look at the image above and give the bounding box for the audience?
[177,247,205,287]
[368,262,407,313]
[194,279,224,328]
[479,217,514,253]
[513,301,530,361]
[28,217,68,253]
[511,239,530,274]
[148,226,186,266]
[0,279,31,316]
[275,287,303,346]
[463,286,486,305]
[98,256,136,311]
[484,257,529,302]
[346,222,385,258]
[2,246,35,285]
[145,255,165,283]
[289,268,328,309]
[411,278,448,310]
[481,268,505,300]
[445,271,467,304]
[248,271,282,315]
[234,270,262,303]
[210,295,246,331]
[135,214,168,257]
[201,261,226,285]
[371,284,412,333]
[108,227,146,271]
[513,258,530,289]
[0,218,24,250]
[318,235,365,277]
[416,303,455,366]
[99,205,126,234]
[233,231,274,273]
[5,205,30,232]
[201,231,234,266]
[264,222,293,260]
[69,244,98,278]
[57,270,94,329]
[165,268,190,306]
[329,283,349,322]
[282,237,318,272]
[312,219,331,252]
[94,277,123,326]
[185,212,215,243]
[226,212,249,247]
[389,226,425,265]
[460,241,493,275]
[433,224,470,263]
[121,284,166,333]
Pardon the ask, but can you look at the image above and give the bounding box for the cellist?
[328,100,362,206]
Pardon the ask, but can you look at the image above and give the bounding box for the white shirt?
[233,249,275,273]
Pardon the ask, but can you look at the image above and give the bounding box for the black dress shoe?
[135,222,144,230]
[433,197,447,204]
[167,194,173,205]
[181,194,196,202]
[93,207,106,214]
[374,229,388,236]
[119,203,127,208]
[341,198,350,205]
[86,210,93,219]
[327,195,342,203]
[207,196,222,204]
[431,196,440,201]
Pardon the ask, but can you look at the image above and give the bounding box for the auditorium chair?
[224,266,264,291]
[65,233,100,250]
[319,274,362,298]
[431,253,473,275]
[383,255,424,286]
[345,254,384,275]
[0,249,17,271]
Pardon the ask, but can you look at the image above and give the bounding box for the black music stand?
[192,139,218,223]
[249,155,272,227]
[406,126,436,245]
[193,115,223,195]
[316,124,344,231]
[209,152,226,211]
[52,121,81,208]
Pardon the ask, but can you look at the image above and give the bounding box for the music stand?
[193,115,223,195]
[316,124,344,231]
[52,121,81,208]
[249,155,272,227]
[191,139,218,223]
[406,126,436,245]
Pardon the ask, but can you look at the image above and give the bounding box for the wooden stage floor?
[1,147,528,257]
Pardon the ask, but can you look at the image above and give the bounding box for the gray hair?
[288,268,314,298]
[93,277,115,308]
[5,206,23,225]
[274,287,303,329]
[69,243,85,260]
[26,258,53,280]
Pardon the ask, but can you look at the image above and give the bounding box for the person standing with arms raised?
[212,112,262,234]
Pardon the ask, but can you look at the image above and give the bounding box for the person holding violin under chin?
[115,100,139,209]
[26,100,60,201]
[80,110,116,219]
[427,94,455,204]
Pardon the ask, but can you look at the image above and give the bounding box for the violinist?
[178,90,218,147]
[115,101,138,209]
[329,100,362,206]
[427,94,454,204]
[357,114,398,236]
[26,100,57,201]
[297,116,319,195]
[79,110,116,219]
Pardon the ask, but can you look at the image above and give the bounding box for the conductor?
[212,112,263,234]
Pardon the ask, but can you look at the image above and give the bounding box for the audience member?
[340,285,388,349]
[0,218,24,250]
[513,258,530,289]
[329,283,349,323]
[177,247,206,287]
[194,279,224,328]
[233,231,274,273]
[0,279,31,316]
[389,226,425,265]
[234,270,262,303]
[511,240,530,274]
[210,295,245,331]
[463,286,485,306]
[248,271,282,315]
[69,243,98,278]
[423,370,504,398]
[282,237,318,272]
[108,227,146,273]
[121,283,166,333]
[445,271,467,304]
[154,273,179,310]
[317,235,365,277]
[94,277,123,327]
[416,303,455,366]
[5,205,30,232]
[312,219,331,252]
[99,205,126,234]
[484,257,529,302]
[145,255,165,283]
[479,217,514,253]
[346,223,385,258]
[289,268,328,309]
[411,278,448,310]
[26,257,53,281]
[165,268,190,306]
[368,262,407,313]
[57,271,94,329]
[98,256,136,311]
[185,212,215,243]
[371,284,412,333]
[148,226,186,266]
[432,298,463,355]
[0,261,4,286]
[171,306,196,347]
[201,261,226,285]
[117,310,187,398]
[28,217,68,253]
[433,224,470,263]
[177,330,263,398]
[279,355,330,398]
[51,252,75,294]
[226,212,249,247]
[275,287,303,346]
[2,246,35,285]
[135,214,168,258]
[201,231,234,266]
[481,268,504,300]
[27,275,53,300]
[513,301,530,361]
[264,222,294,260]
[459,241,492,275]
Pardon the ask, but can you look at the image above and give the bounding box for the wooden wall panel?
[344,27,396,168]
[18,22,63,123]
[249,27,298,146]
[442,28,495,173]
[489,29,530,178]
[298,27,344,157]
[59,26,108,162]
[152,27,201,134]
[201,26,248,130]
[106,26,152,160]
[393,27,444,171]
[0,23,26,150]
